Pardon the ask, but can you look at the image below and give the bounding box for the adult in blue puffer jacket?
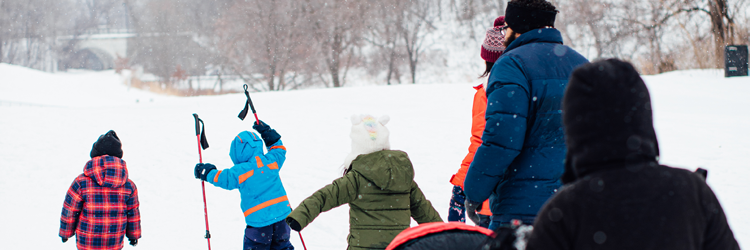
[194,121,293,250]
[463,0,589,230]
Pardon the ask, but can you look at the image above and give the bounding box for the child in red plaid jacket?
[59,130,142,250]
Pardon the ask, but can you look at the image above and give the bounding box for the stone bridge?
[58,29,134,71]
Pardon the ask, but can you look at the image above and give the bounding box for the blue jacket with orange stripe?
[205,131,290,227]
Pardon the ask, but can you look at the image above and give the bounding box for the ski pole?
[287,197,308,250]
[193,113,212,250]
[238,84,261,124]
[298,231,308,250]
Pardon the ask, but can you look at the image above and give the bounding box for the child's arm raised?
[286,172,360,231]
[409,182,443,224]
[263,140,287,169]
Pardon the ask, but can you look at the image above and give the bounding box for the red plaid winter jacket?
[59,155,141,250]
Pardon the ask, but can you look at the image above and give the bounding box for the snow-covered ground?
[0,63,748,249]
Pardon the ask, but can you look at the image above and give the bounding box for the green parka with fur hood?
[287,150,442,249]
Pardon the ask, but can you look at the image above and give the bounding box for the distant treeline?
[1,0,747,90]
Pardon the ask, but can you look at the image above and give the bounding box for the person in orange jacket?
[448,15,506,228]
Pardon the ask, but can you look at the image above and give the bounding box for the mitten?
[286,217,302,232]
[252,120,281,147]
[62,237,68,243]
[477,214,492,228]
[194,163,217,181]
[129,238,138,246]
[465,199,484,225]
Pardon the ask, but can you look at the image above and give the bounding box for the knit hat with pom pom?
[342,114,391,169]
[481,15,506,63]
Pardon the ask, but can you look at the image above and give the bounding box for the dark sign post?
[725,45,748,77]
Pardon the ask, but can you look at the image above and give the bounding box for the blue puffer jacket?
[205,131,290,227]
[464,28,589,224]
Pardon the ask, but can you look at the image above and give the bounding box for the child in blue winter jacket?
[194,121,293,250]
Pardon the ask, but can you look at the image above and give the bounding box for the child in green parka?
[285,114,443,250]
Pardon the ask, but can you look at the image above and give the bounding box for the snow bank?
[0,64,747,249]
[0,63,164,107]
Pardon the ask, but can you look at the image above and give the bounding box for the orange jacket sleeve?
[450,85,492,216]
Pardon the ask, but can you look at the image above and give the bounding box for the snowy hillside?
[0,63,748,249]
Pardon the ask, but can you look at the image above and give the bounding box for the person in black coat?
[524,59,740,250]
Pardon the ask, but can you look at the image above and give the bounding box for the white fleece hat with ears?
[342,114,391,168]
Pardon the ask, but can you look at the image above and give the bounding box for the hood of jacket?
[230,131,264,164]
[561,59,660,184]
[504,28,563,54]
[84,155,129,188]
[351,150,414,192]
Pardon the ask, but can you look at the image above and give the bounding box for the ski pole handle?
[193,113,201,136]
[244,85,257,114]
[241,85,261,125]
[193,113,209,150]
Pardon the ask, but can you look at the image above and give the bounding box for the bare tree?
[610,0,747,72]
[447,0,505,40]
[216,0,312,91]
[0,0,72,71]
[639,0,746,69]
[401,0,440,84]
[127,0,215,86]
[450,0,504,21]
[57,0,128,71]
[364,0,407,85]
[703,0,745,67]
[557,0,639,60]
[305,0,368,88]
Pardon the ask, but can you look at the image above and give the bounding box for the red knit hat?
[481,16,506,63]
[494,16,505,27]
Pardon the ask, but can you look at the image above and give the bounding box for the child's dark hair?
[480,61,495,78]
[508,0,558,13]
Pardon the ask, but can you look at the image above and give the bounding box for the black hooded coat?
[524,59,739,250]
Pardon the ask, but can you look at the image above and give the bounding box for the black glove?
[477,214,492,228]
[483,227,517,250]
[286,217,302,232]
[194,163,217,181]
[252,120,281,147]
[465,199,484,225]
[61,237,68,243]
[129,238,138,246]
